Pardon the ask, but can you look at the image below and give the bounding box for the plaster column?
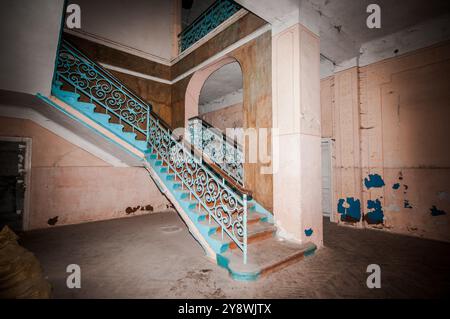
[272,21,323,247]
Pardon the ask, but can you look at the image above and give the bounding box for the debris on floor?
[0,226,51,298]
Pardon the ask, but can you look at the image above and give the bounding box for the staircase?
[39,38,316,281]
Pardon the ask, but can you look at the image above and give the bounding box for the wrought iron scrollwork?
[179,0,242,52]
[54,40,150,137]
[188,118,244,186]
[149,116,247,253]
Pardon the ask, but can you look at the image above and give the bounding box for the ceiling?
[310,0,450,63]
[197,0,450,104]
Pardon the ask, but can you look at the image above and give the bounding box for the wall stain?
[364,174,385,189]
[47,216,59,226]
[404,200,413,209]
[430,205,446,217]
[337,198,361,223]
[365,199,384,225]
[126,206,141,215]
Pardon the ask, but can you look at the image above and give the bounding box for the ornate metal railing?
[149,115,248,263]
[179,0,242,52]
[54,40,150,140]
[188,117,244,186]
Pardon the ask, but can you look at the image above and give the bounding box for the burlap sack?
[0,226,51,299]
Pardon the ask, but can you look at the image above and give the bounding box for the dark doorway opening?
[0,140,27,231]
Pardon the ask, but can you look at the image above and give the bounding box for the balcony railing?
[178,0,242,53]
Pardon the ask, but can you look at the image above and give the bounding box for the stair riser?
[259,253,307,278]
[228,230,275,250]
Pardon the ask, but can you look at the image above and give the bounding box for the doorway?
[321,138,333,220]
[0,137,31,231]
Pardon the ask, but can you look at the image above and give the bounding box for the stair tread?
[223,239,316,275]
[247,222,276,236]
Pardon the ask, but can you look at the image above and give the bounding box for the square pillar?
[272,22,323,247]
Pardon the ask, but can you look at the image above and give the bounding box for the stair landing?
[218,238,316,281]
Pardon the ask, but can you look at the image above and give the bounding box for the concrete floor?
[20,211,450,298]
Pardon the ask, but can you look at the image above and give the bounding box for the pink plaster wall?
[0,117,170,229]
[199,103,244,143]
[320,41,450,242]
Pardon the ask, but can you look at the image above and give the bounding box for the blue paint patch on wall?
[305,228,314,237]
[364,174,385,189]
[365,199,384,225]
[430,205,446,217]
[404,200,413,209]
[337,198,361,223]
[392,183,400,190]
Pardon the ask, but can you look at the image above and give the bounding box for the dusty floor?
[20,211,450,298]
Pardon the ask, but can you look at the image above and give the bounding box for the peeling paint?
[304,228,313,237]
[430,205,446,217]
[126,206,141,215]
[337,197,361,222]
[404,200,413,209]
[365,199,384,225]
[392,183,400,190]
[364,174,385,189]
[47,216,59,226]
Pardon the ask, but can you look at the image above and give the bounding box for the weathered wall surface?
[0,0,64,96]
[0,117,170,230]
[321,41,450,242]
[109,70,172,126]
[200,103,243,132]
[232,31,273,211]
[67,0,174,61]
[171,13,267,79]
[63,33,173,126]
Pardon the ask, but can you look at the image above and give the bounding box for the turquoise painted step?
[52,87,148,152]
[73,101,96,113]
[217,240,317,281]
[149,156,231,255]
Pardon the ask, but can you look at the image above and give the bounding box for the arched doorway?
[184,57,244,185]
[184,57,242,128]
[198,61,243,141]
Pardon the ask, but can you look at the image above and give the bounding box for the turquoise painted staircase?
[51,81,148,152]
[41,38,316,281]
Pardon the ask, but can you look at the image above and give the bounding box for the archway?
[184,57,242,128]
